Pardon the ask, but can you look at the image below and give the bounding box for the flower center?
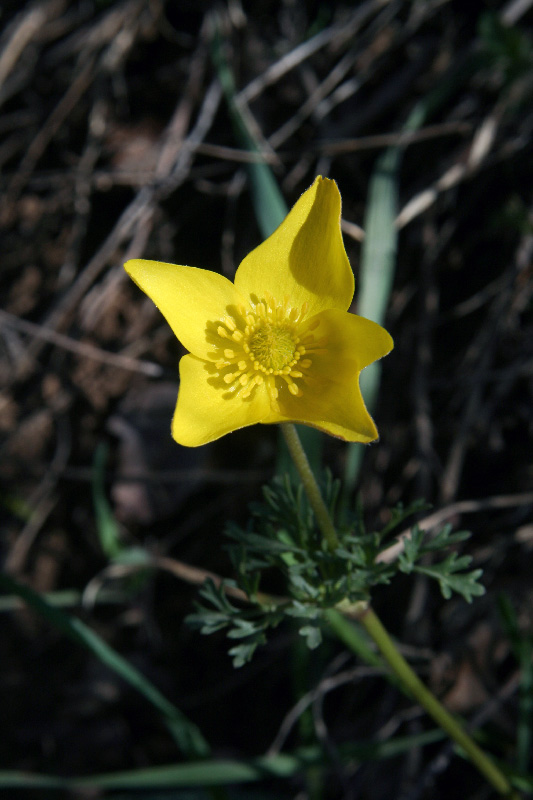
[211,295,320,407]
[248,324,296,372]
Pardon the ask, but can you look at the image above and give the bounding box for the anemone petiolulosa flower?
[125,176,393,446]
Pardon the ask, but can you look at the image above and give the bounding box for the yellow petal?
[125,259,244,359]
[278,374,377,442]
[306,308,394,375]
[273,309,393,442]
[172,354,272,446]
[234,176,354,317]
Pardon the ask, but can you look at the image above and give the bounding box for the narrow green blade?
[0,729,449,789]
[343,90,459,496]
[92,441,123,559]
[498,594,533,773]
[0,572,211,759]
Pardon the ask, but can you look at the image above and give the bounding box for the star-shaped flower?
[125,176,393,446]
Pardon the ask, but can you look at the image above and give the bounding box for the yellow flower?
[125,176,393,447]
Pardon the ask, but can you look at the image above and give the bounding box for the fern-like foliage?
[187,474,485,666]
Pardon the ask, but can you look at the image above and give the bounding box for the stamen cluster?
[214,295,317,406]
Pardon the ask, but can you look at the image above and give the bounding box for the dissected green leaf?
[298,625,322,649]
[397,524,485,602]
[190,476,484,664]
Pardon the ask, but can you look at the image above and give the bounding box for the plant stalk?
[280,423,339,552]
[281,422,517,798]
[360,607,517,798]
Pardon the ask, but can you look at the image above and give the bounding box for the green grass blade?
[0,587,127,612]
[498,594,533,773]
[92,441,123,559]
[0,730,450,790]
[210,15,322,474]
[343,86,464,498]
[209,16,286,240]
[0,572,211,759]
[0,771,67,789]
[343,136,408,496]
[517,636,533,774]
[357,144,402,328]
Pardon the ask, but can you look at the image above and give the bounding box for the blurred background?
[1,0,532,798]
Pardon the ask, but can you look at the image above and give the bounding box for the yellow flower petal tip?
[124,177,393,447]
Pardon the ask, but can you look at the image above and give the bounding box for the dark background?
[1,1,532,798]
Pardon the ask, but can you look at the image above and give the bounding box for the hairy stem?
[280,423,339,551]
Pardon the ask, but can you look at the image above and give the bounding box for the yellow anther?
[211,295,313,402]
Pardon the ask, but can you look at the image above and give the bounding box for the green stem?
[280,423,339,552]
[360,607,517,798]
[280,423,516,797]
